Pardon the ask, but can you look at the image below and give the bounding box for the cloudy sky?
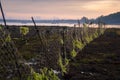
[0,0,120,19]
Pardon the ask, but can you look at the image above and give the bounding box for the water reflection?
[0,22,120,28]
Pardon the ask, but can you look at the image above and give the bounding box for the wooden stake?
[0,0,9,29]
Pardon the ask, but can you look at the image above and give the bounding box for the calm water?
[0,22,120,28]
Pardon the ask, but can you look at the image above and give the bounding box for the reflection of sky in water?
[107,25,120,28]
[0,22,119,28]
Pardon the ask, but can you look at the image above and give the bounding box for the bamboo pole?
[31,17,43,44]
[0,1,22,79]
[0,0,8,29]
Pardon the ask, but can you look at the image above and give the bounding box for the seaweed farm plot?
[68,28,120,80]
[0,27,31,80]
[0,23,106,80]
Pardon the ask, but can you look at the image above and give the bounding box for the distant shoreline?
[0,24,119,29]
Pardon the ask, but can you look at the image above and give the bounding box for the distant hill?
[95,12,120,24]
[0,12,120,25]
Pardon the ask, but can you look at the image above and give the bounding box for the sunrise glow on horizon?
[0,0,120,20]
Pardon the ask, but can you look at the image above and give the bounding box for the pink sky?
[1,0,120,19]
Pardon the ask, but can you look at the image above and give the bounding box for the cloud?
[1,0,120,19]
[82,0,119,10]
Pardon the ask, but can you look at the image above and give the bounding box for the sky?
[0,0,120,20]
